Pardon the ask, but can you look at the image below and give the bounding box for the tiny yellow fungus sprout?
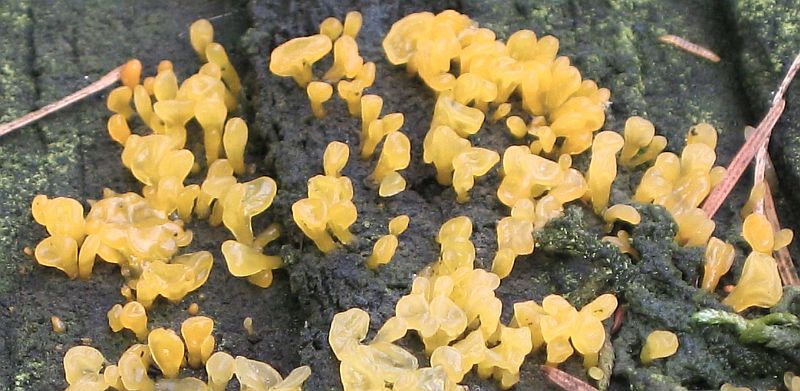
[319,142,349,180]
[366,215,409,270]
[603,204,641,230]
[107,86,135,119]
[371,131,411,196]
[491,103,512,123]
[121,59,143,88]
[602,230,639,258]
[119,348,156,391]
[740,181,766,218]
[324,35,363,82]
[51,316,66,334]
[640,330,679,365]
[360,94,383,138]
[619,116,666,167]
[586,131,624,214]
[243,316,255,336]
[306,81,334,118]
[187,302,200,316]
[320,16,343,40]
[148,327,185,378]
[158,59,174,73]
[269,34,332,87]
[423,125,471,185]
[722,251,783,312]
[107,301,149,340]
[388,215,410,236]
[181,316,215,368]
[206,42,241,95]
[206,351,235,391]
[701,237,736,292]
[343,11,363,38]
[505,116,527,139]
[452,147,500,203]
[107,113,131,145]
[221,240,283,288]
[190,19,214,61]
[63,346,106,390]
[223,117,249,175]
[588,366,605,381]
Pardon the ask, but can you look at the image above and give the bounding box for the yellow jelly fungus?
[343,11,363,38]
[190,19,214,61]
[195,98,228,164]
[360,94,383,137]
[586,131,624,214]
[35,235,79,279]
[187,302,200,316]
[206,42,241,95]
[511,300,546,350]
[496,146,563,207]
[306,81,334,118]
[293,142,358,253]
[148,328,185,378]
[135,252,213,309]
[320,16,343,40]
[337,63,376,116]
[453,72,497,112]
[389,215,410,236]
[491,103,512,123]
[430,95,485,138]
[243,316,255,336]
[602,230,639,258]
[640,330,679,365]
[181,316,215,368]
[269,34,333,87]
[371,131,411,187]
[51,315,66,334]
[740,181,766,218]
[619,116,666,167]
[143,76,156,95]
[119,347,156,391]
[588,366,605,381]
[492,199,536,278]
[451,147,500,203]
[742,212,793,254]
[722,251,783,312]
[64,346,106,390]
[366,234,399,270]
[786,372,800,391]
[687,122,718,149]
[107,113,131,145]
[206,351,235,391]
[221,240,283,287]
[223,117,249,175]
[32,195,86,244]
[154,68,179,102]
[121,59,143,89]
[158,59,174,72]
[107,86,135,120]
[603,204,641,230]
[234,356,311,391]
[423,126,471,185]
[107,301,149,341]
[221,176,278,245]
[324,35,363,82]
[361,112,404,159]
[505,116,527,139]
[701,237,736,292]
[323,141,350,178]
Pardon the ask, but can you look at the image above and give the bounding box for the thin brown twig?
[773,51,800,106]
[658,34,721,62]
[540,365,599,391]
[763,184,800,285]
[0,65,123,138]
[702,99,785,218]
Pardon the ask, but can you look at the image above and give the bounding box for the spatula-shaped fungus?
[190,19,214,61]
[722,251,783,312]
[222,117,248,175]
[701,237,736,292]
[107,301,149,340]
[640,330,679,365]
[306,81,334,118]
[270,34,333,87]
[181,316,215,368]
[148,328,185,378]
[206,352,235,391]
[64,346,106,390]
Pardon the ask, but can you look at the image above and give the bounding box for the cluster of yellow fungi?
[63,315,310,391]
[270,12,412,198]
[331,216,619,389]
[292,141,358,253]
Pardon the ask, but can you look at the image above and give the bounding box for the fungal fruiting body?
[292,141,358,253]
[366,215,409,269]
[640,330,679,365]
